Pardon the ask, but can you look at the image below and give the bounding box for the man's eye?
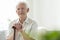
[17,8,20,10]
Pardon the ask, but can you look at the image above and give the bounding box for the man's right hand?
[13,23,23,32]
[7,23,23,40]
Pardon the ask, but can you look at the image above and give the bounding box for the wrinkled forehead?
[16,2,28,8]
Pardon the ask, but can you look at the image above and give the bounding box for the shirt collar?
[17,17,29,24]
[23,17,29,24]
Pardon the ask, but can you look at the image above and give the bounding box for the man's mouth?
[18,13,25,15]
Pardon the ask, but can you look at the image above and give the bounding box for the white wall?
[27,0,60,30]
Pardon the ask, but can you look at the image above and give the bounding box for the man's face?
[16,3,29,17]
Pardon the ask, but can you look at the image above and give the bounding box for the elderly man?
[7,2,38,40]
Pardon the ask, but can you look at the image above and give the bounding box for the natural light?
[0,0,60,40]
[0,0,25,31]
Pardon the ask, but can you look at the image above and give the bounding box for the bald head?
[16,2,29,8]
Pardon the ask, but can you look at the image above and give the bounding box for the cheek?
[16,10,20,14]
[24,10,27,13]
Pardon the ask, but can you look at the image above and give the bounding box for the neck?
[19,16,27,24]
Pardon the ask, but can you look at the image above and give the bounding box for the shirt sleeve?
[7,22,14,37]
[29,22,38,40]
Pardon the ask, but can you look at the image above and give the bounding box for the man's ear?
[16,10,17,13]
[27,8,29,12]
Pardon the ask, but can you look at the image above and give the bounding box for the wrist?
[20,30,24,33]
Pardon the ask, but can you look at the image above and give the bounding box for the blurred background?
[0,0,60,40]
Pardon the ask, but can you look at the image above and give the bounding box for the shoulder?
[28,18,38,26]
[28,18,37,24]
[9,19,18,27]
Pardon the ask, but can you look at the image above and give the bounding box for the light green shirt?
[8,17,38,40]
